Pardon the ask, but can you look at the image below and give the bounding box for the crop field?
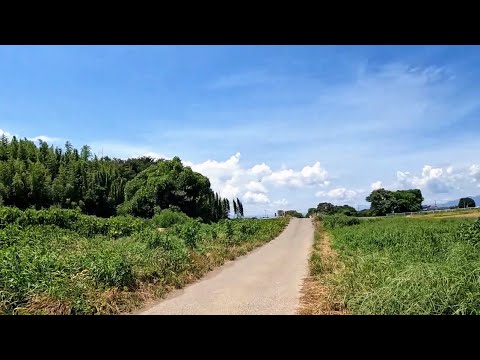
[0,207,288,315]
[317,214,480,314]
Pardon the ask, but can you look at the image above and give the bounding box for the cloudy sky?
[1,45,480,216]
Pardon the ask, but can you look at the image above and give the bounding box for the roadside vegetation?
[298,217,348,314]
[0,136,288,315]
[302,214,480,314]
[0,206,289,314]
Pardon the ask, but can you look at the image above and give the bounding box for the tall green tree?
[237,198,244,217]
[232,199,238,218]
[366,188,423,216]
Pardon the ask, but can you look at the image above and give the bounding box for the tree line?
[311,188,425,217]
[0,135,244,222]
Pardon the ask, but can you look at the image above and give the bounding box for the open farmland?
[300,214,480,315]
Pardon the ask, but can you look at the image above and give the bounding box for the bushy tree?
[306,207,317,217]
[316,202,336,215]
[459,197,476,208]
[285,210,303,218]
[366,188,423,216]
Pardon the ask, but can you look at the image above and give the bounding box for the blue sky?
[2,45,480,216]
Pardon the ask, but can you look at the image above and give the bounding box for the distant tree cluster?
[284,210,303,218]
[458,197,476,208]
[365,188,424,216]
[0,135,239,221]
[314,202,358,217]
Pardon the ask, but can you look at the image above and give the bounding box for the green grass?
[323,215,480,314]
[0,207,289,314]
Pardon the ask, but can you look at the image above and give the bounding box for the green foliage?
[320,214,360,229]
[356,209,375,217]
[152,209,190,228]
[88,252,135,288]
[171,221,202,249]
[458,218,480,245]
[0,137,158,217]
[0,207,145,239]
[0,137,233,221]
[314,202,357,217]
[325,216,480,314]
[224,220,235,243]
[334,205,357,217]
[366,188,423,216]
[316,202,336,215]
[459,197,476,208]
[306,208,317,217]
[285,210,303,218]
[119,157,230,222]
[0,214,288,314]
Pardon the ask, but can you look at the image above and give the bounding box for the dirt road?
[139,218,314,315]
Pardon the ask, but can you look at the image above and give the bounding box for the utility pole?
[264,210,267,218]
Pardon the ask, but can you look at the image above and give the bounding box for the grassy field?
[306,214,480,314]
[0,207,289,314]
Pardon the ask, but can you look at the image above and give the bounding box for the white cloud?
[184,153,332,212]
[316,188,358,201]
[371,181,383,190]
[221,182,240,199]
[300,162,329,185]
[263,161,329,188]
[141,151,169,160]
[0,129,13,139]
[396,165,460,194]
[1,129,62,144]
[243,191,270,204]
[469,164,480,183]
[249,163,272,177]
[28,135,62,144]
[273,198,289,206]
[187,152,241,182]
[245,181,268,193]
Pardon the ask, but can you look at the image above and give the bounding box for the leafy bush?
[224,220,234,243]
[0,206,146,239]
[88,253,135,289]
[321,214,360,229]
[458,218,480,245]
[152,209,191,228]
[171,221,201,249]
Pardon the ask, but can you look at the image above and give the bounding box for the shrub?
[321,214,360,229]
[88,252,135,289]
[171,221,201,249]
[152,209,190,228]
[0,206,146,239]
[458,218,480,245]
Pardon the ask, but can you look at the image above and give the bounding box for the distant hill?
[436,196,480,208]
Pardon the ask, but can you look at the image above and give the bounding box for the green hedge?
[0,207,146,238]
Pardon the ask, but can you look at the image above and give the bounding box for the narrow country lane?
[139,218,314,315]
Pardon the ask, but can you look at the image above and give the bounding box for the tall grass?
[0,207,289,314]
[325,216,480,314]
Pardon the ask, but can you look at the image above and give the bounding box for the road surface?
[139,218,314,315]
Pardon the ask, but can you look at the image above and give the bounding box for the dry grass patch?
[298,221,349,315]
